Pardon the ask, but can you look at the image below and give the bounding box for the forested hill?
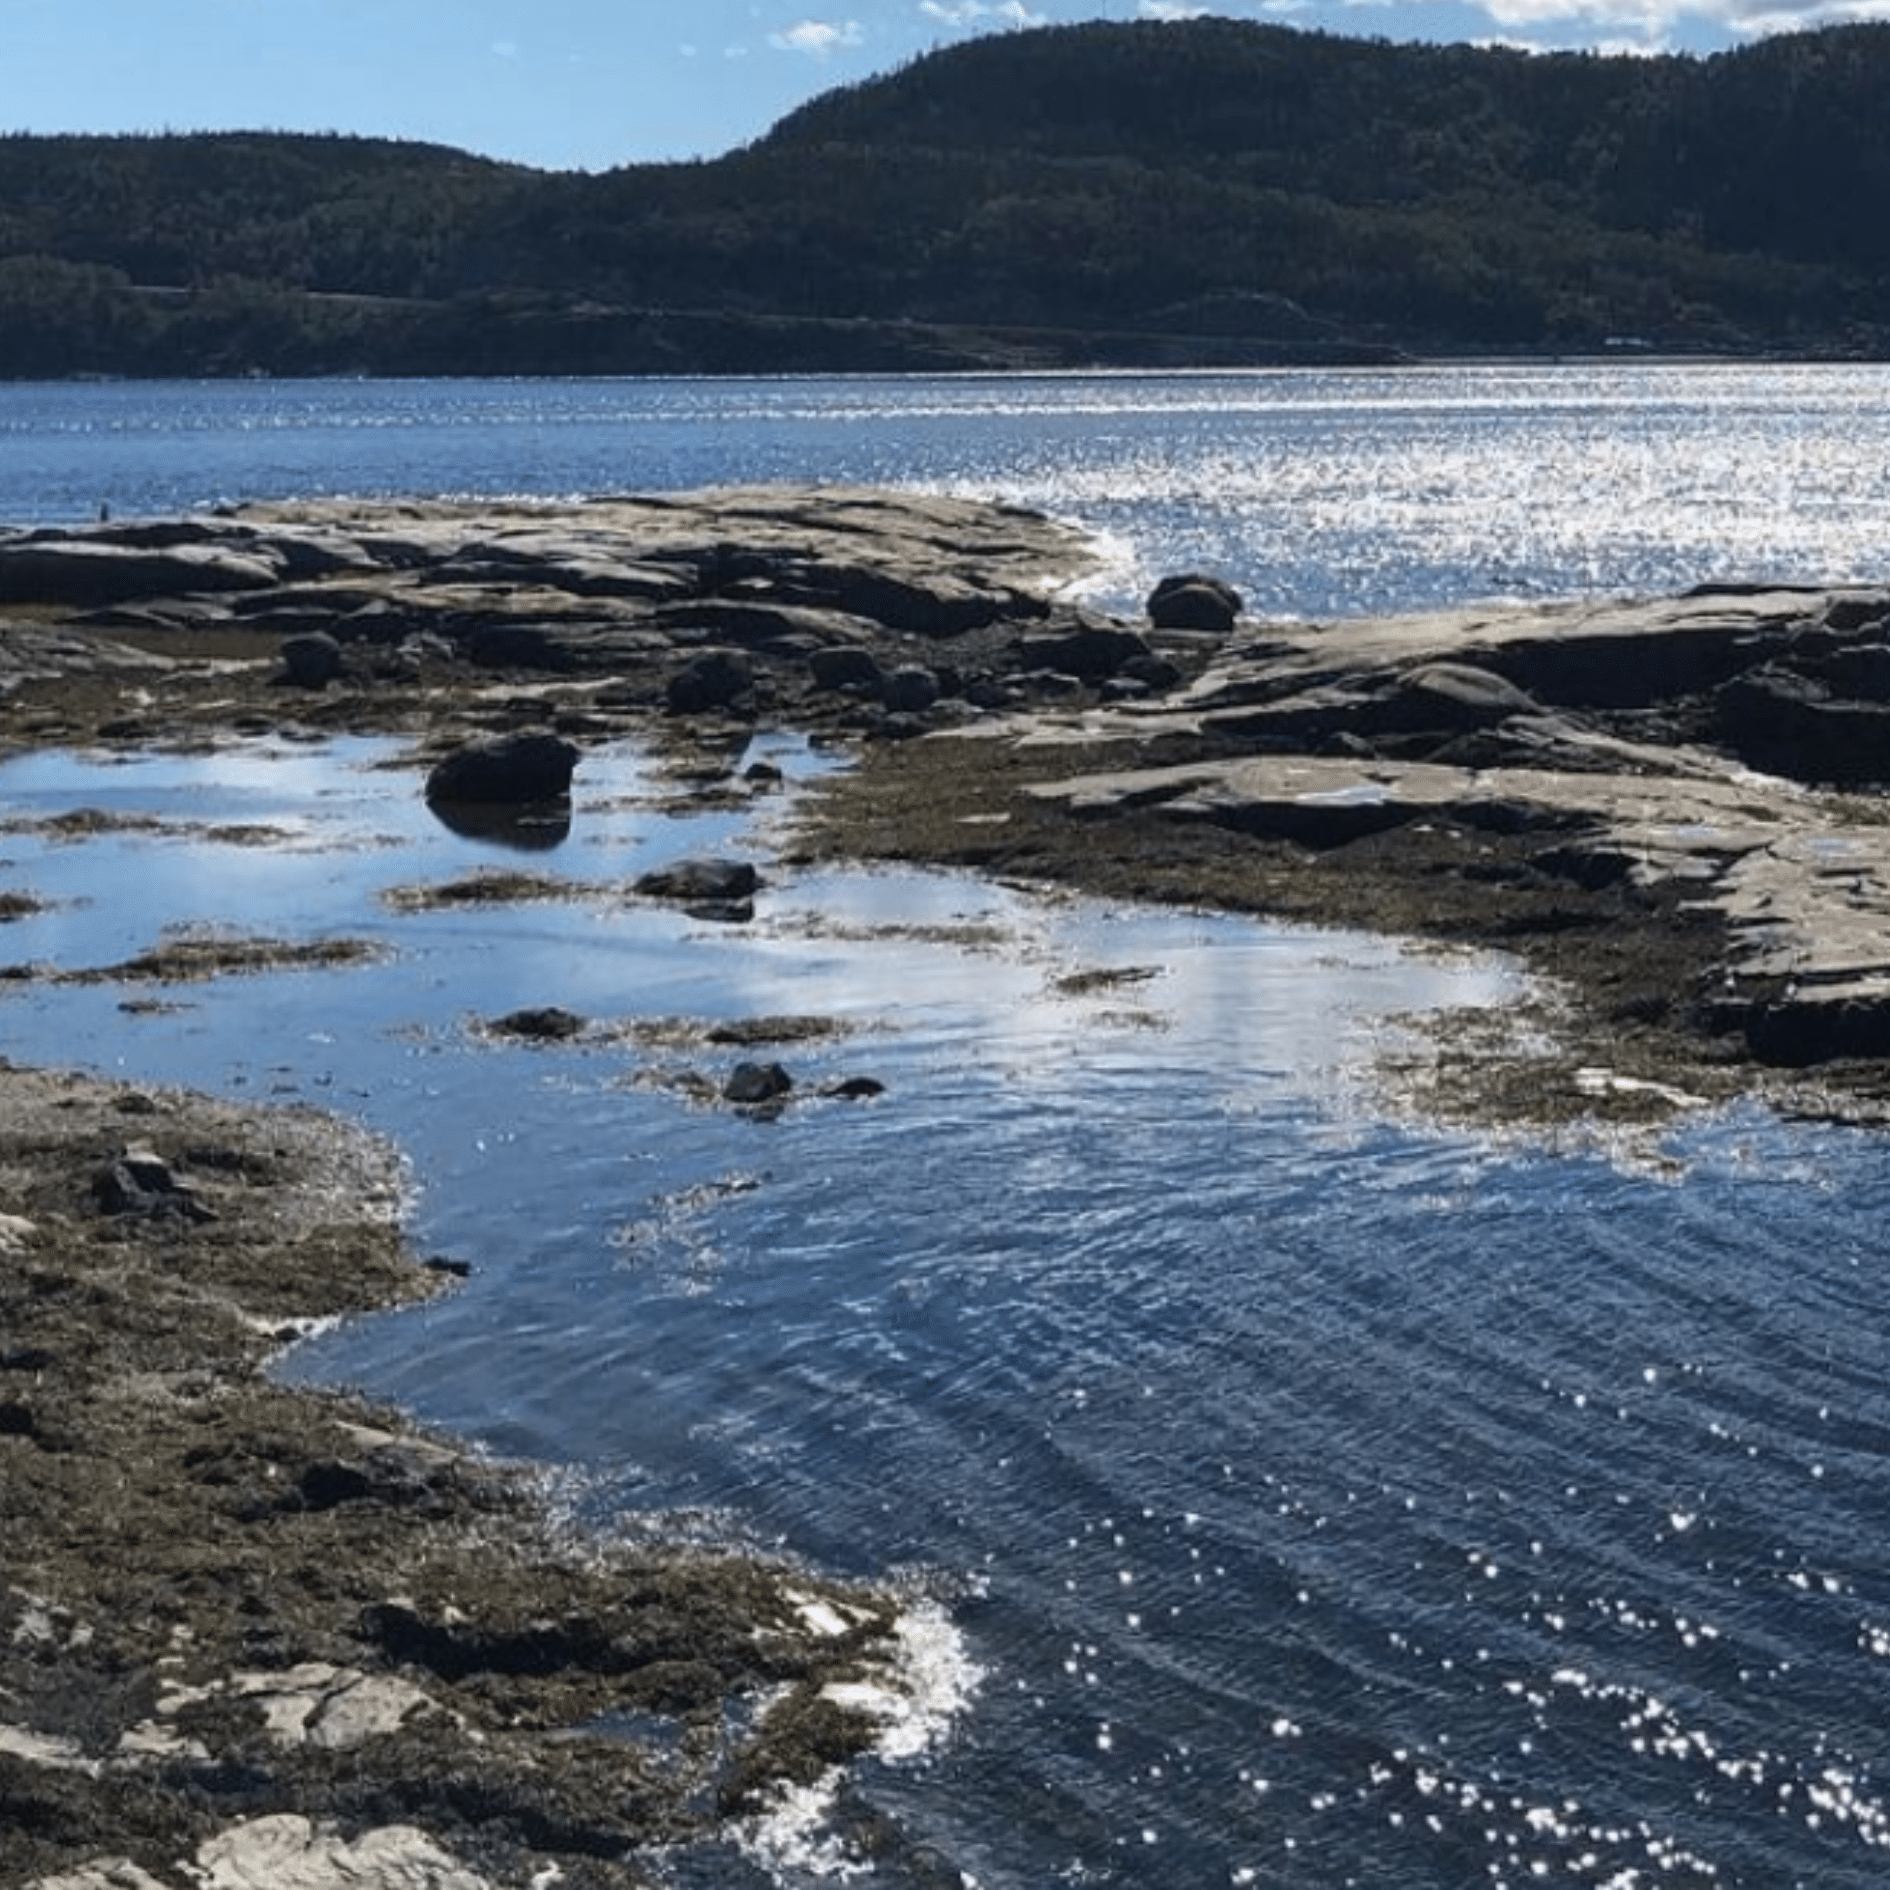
[4,19,1889,378]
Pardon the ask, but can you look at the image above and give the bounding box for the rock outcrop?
[996,584,1890,1071]
[0,486,1120,737]
[0,1066,917,1890]
[10,487,1890,1090]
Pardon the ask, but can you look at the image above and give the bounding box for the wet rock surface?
[1019,587,1890,1080]
[8,487,1890,1881]
[0,487,1107,1890]
[0,1066,910,1890]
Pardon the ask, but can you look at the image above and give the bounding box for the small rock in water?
[634,859,762,905]
[487,1006,586,1042]
[723,1061,794,1107]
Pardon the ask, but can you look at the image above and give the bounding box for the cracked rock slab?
[25,1819,492,1890]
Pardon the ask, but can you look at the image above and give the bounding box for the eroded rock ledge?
[1010,586,1890,1078]
[0,486,1115,738]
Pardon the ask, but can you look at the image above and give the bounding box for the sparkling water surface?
[4,370,1890,1886]
[5,363,1890,616]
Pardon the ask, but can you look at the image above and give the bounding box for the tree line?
[1,20,1886,377]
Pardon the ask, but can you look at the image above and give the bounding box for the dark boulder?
[1019,620,1154,682]
[634,859,762,905]
[881,664,942,714]
[724,1061,794,1107]
[279,632,345,689]
[810,645,885,694]
[667,650,754,715]
[425,733,580,806]
[1148,574,1243,634]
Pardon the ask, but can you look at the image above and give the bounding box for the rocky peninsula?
[3,486,1889,1887]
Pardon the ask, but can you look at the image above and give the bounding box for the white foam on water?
[737,1598,983,1881]
[737,1772,871,1884]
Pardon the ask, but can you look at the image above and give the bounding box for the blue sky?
[5,0,1876,172]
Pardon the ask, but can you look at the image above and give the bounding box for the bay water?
[7,362,1890,616]
[4,368,1890,1887]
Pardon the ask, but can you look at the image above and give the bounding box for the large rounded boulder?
[424,732,580,806]
[1147,574,1244,634]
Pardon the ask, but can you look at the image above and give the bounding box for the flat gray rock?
[0,539,284,605]
[193,1815,488,1890]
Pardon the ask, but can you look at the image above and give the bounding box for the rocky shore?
[4,486,1890,1886]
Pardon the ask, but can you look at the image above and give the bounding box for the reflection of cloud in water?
[0,735,1521,1130]
[705,868,1521,1112]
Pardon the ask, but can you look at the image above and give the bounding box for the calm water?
[4,363,1890,616]
[4,370,1890,1887]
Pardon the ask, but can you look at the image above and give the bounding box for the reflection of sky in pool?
[0,731,1516,1133]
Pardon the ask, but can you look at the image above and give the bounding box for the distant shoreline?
[11,341,1887,390]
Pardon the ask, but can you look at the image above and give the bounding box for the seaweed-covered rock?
[634,859,762,905]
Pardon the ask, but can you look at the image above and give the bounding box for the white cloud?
[917,1,1049,29]
[769,19,867,57]
[1460,0,1890,36]
[1725,0,1890,27]
[1140,1,1212,16]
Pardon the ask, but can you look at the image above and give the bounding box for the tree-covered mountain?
[2,19,1888,378]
